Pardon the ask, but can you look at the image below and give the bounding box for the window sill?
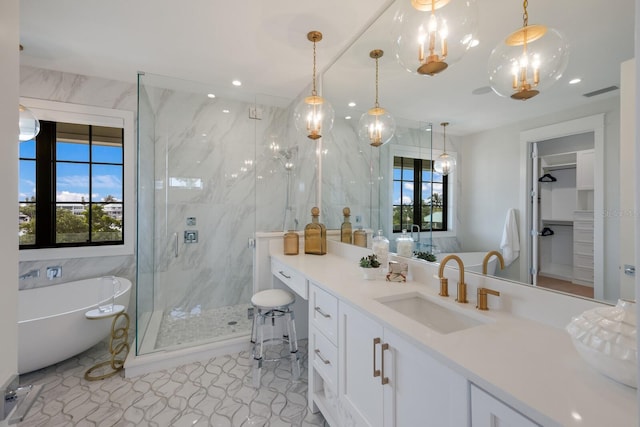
[20,243,133,262]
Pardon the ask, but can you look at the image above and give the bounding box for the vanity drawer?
[311,328,338,391]
[271,258,308,300]
[310,284,338,344]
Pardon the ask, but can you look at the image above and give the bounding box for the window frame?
[19,98,135,261]
[389,144,456,239]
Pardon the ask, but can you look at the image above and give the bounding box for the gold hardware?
[373,337,381,377]
[477,287,501,311]
[380,343,389,385]
[439,277,449,297]
[482,250,505,275]
[457,282,468,304]
[438,254,467,303]
[85,311,130,381]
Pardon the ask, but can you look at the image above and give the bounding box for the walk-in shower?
[135,72,310,357]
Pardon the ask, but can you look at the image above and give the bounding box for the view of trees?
[19,195,122,245]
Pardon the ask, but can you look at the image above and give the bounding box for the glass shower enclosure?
[136,72,293,355]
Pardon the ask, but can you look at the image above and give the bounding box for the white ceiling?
[19,0,635,135]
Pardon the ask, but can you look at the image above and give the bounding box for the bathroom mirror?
[319,0,634,304]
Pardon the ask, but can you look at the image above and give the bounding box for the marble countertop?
[271,249,638,427]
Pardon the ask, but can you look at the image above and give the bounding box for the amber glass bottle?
[305,207,327,255]
[283,230,299,255]
[353,227,367,247]
[341,207,353,244]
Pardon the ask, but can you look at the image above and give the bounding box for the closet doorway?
[520,115,605,299]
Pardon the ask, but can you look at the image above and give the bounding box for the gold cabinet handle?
[373,338,381,377]
[314,349,331,365]
[381,343,389,385]
[314,306,331,318]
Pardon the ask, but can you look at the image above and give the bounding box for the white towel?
[500,208,520,267]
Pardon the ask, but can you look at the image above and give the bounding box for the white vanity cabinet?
[470,385,540,427]
[308,283,340,425]
[338,301,467,427]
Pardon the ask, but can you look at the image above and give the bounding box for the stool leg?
[286,309,300,380]
[252,311,265,388]
[250,307,257,344]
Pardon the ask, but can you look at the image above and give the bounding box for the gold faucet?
[482,250,505,275]
[477,287,500,310]
[438,254,467,303]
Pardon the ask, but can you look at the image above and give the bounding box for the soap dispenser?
[395,229,414,258]
[341,207,353,244]
[305,207,327,255]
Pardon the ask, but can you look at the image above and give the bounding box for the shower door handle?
[174,232,179,257]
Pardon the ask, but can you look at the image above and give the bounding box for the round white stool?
[250,289,300,387]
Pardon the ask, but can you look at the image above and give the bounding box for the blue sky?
[19,139,123,203]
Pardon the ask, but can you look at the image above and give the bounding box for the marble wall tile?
[19,66,138,304]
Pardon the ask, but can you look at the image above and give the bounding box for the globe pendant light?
[487,0,569,100]
[18,104,40,142]
[293,31,334,140]
[358,49,396,147]
[393,0,479,76]
[434,122,455,176]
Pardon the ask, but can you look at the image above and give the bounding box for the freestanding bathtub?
[437,252,500,276]
[18,276,132,374]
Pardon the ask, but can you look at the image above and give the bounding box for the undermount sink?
[376,292,488,334]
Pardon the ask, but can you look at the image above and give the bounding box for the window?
[19,120,124,248]
[392,156,447,233]
[18,98,134,261]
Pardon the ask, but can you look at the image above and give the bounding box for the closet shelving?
[538,150,594,284]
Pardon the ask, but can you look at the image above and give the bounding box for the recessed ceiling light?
[569,78,582,85]
[232,80,242,87]
[348,102,356,107]
[345,116,352,120]
[223,109,230,113]
[207,93,216,98]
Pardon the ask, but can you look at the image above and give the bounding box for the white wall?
[0,0,19,399]
[459,96,621,291]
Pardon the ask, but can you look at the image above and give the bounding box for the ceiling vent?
[582,86,619,98]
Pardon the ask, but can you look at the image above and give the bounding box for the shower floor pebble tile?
[156,304,254,349]
[17,339,327,427]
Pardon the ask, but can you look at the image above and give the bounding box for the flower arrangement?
[414,251,436,262]
[359,254,381,268]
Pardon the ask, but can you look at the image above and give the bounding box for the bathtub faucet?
[410,224,421,243]
[19,269,40,280]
